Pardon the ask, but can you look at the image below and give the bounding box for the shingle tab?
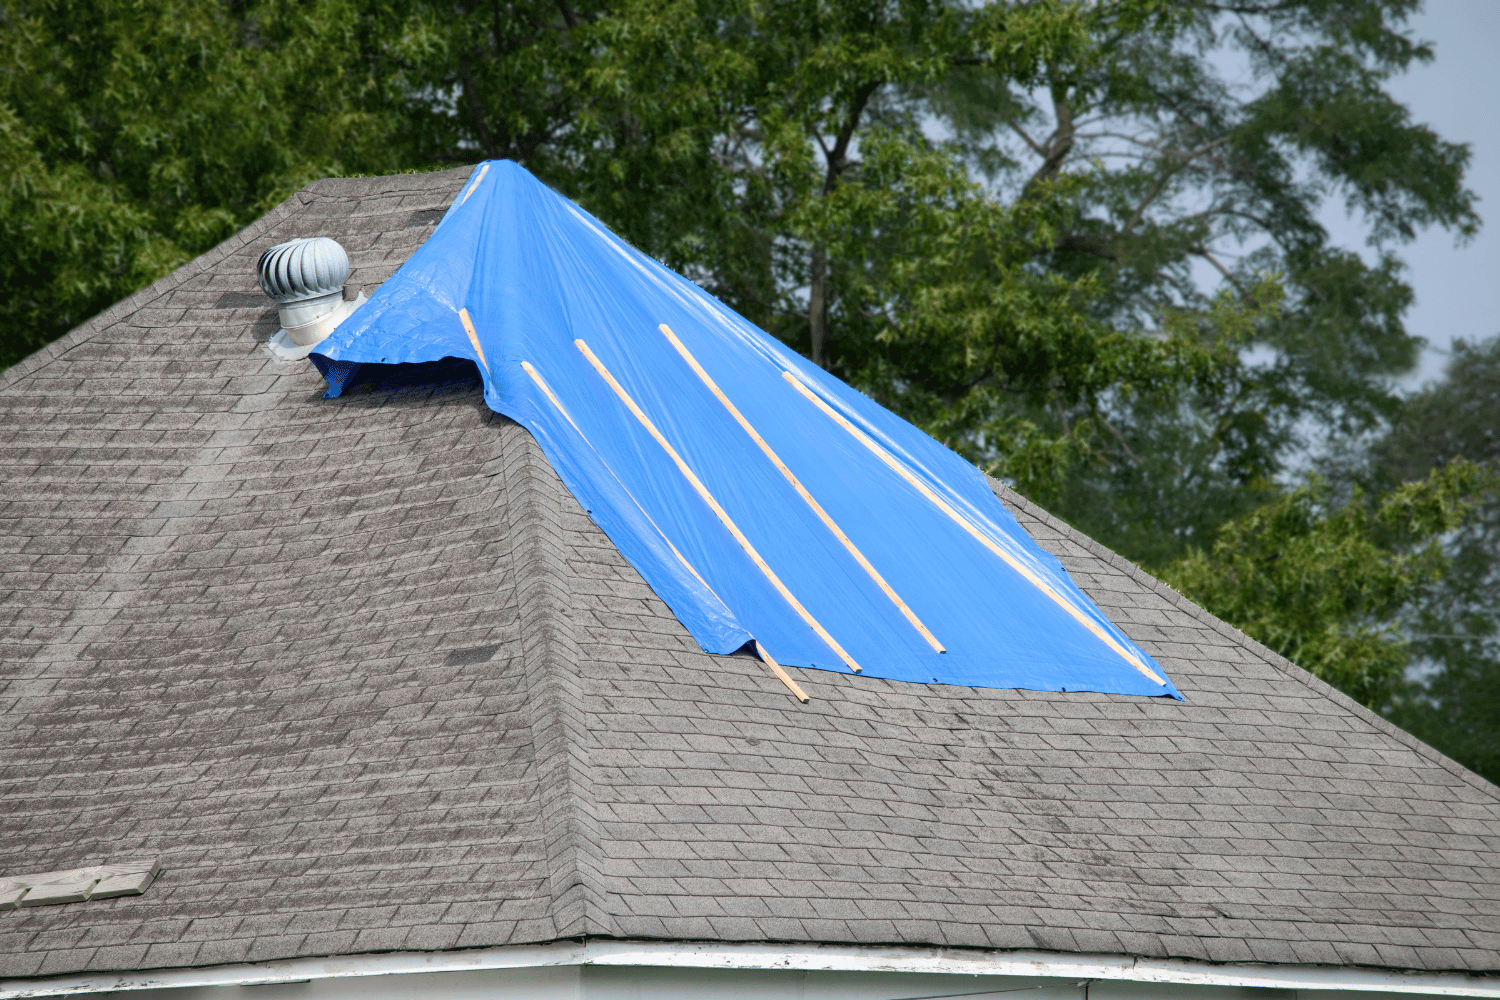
[2,166,1499,984]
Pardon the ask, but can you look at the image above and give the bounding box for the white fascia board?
[3,940,1497,999]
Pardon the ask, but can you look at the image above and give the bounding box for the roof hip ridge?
[495,415,619,938]
[0,165,481,394]
[0,185,312,394]
[987,476,1500,804]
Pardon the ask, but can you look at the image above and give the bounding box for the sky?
[1327,1,1500,389]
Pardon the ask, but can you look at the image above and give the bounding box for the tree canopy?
[1161,458,1498,711]
[3,0,1495,779]
[1372,338,1500,781]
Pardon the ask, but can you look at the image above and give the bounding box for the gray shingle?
[2,166,1499,983]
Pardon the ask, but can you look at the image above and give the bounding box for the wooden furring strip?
[659,323,945,654]
[520,361,712,596]
[459,308,491,375]
[782,371,1167,688]
[521,360,586,436]
[522,360,811,704]
[576,338,862,673]
[756,643,810,703]
[460,161,490,206]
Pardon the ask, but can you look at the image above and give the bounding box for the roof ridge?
[0,166,479,395]
[493,414,619,939]
[987,477,1500,804]
[0,187,309,395]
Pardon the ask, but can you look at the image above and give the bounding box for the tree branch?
[1100,415,1141,462]
[1022,85,1075,196]
[823,80,881,193]
[1053,232,1118,261]
[1200,1,1295,13]
[810,80,882,369]
[1007,120,1046,157]
[1123,135,1233,234]
[1191,245,1247,294]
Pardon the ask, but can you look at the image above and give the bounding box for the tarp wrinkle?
[313,159,1181,699]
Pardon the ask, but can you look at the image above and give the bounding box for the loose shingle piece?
[1,166,1498,984]
[0,860,159,910]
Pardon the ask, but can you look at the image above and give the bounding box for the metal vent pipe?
[257,237,350,332]
[256,237,367,358]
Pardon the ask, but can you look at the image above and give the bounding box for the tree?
[1158,336,1500,784]
[7,2,1476,510]
[0,0,412,367]
[4,0,1225,467]
[1371,337,1500,784]
[1159,458,1498,713]
[507,0,1475,549]
[926,0,1481,563]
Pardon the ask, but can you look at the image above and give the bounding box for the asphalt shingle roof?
[2,166,1499,982]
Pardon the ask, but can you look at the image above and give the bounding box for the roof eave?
[4,940,1497,998]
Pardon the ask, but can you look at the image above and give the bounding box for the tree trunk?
[809,245,829,369]
[808,81,879,371]
[459,53,498,160]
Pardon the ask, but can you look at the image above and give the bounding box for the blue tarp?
[314,160,1181,699]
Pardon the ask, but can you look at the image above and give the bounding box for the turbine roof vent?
[257,237,350,303]
[256,236,366,361]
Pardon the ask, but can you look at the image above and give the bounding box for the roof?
[2,166,1499,983]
